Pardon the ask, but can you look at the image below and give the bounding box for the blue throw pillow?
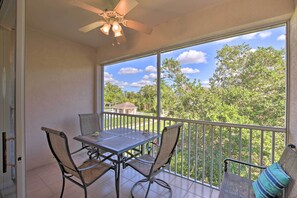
[252,162,290,198]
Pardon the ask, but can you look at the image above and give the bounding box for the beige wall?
[97,0,294,63]
[289,5,297,145]
[25,28,97,170]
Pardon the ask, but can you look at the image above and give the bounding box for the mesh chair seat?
[219,172,254,198]
[127,154,155,177]
[78,159,113,185]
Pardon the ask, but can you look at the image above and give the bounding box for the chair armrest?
[71,146,89,155]
[146,140,160,155]
[224,158,267,172]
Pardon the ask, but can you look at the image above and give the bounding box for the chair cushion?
[252,163,290,198]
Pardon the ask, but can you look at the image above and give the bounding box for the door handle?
[2,132,16,173]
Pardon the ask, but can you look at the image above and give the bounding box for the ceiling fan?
[70,0,153,45]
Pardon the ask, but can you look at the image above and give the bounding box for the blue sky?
[105,25,286,92]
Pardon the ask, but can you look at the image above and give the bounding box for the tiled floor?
[27,154,219,198]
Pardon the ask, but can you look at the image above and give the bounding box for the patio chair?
[125,123,183,198]
[79,113,102,158]
[219,144,297,198]
[41,127,118,198]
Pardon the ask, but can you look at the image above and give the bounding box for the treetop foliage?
[104,44,286,127]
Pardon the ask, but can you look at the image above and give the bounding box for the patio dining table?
[74,128,159,198]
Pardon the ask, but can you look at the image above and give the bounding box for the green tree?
[104,82,126,106]
[138,85,157,113]
[210,44,286,126]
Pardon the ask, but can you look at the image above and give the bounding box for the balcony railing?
[102,112,286,189]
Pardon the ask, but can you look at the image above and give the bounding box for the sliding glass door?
[0,0,16,197]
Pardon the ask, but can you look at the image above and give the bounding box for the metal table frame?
[74,128,159,198]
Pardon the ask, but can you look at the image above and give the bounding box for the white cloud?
[130,73,160,87]
[163,51,174,55]
[215,36,239,44]
[118,82,129,88]
[130,79,153,87]
[145,65,157,73]
[242,33,258,40]
[250,48,257,53]
[176,50,207,64]
[143,75,149,80]
[104,72,128,88]
[259,31,272,38]
[144,74,155,79]
[104,72,113,82]
[148,73,157,79]
[118,67,143,74]
[277,34,286,41]
[201,80,210,88]
[181,67,200,74]
[215,31,271,44]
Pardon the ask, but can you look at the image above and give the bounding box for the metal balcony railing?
[102,112,286,189]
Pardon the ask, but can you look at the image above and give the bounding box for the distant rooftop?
[113,102,137,109]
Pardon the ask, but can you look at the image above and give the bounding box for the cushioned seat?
[219,145,297,198]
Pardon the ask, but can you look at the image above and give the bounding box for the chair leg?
[131,178,149,198]
[83,186,87,198]
[155,178,172,198]
[144,180,152,198]
[60,175,65,198]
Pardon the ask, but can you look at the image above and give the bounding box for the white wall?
[96,0,294,63]
[25,28,97,170]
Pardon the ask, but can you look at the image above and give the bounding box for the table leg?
[115,154,122,198]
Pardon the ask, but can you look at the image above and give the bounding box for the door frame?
[15,0,25,197]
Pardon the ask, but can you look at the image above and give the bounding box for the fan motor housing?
[101,11,124,24]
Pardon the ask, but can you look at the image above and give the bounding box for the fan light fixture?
[100,23,111,35]
[112,21,121,32]
[100,20,123,37]
[114,30,123,37]
[71,0,153,45]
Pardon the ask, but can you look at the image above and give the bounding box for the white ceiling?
[27,0,226,48]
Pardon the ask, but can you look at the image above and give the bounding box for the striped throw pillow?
[252,163,290,198]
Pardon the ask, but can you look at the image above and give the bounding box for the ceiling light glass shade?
[114,31,123,37]
[112,21,122,32]
[100,24,111,35]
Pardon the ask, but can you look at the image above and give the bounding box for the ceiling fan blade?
[70,0,104,15]
[79,21,105,32]
[114,0,138,16]
[124,20,152,34]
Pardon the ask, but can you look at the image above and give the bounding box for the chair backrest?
[41,127,79,178]
[278,144,297,198]
[153,123,182,172]
[79,113,101,136]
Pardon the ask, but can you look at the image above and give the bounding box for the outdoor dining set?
[41,113,297,198]
[41,113,182,198]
